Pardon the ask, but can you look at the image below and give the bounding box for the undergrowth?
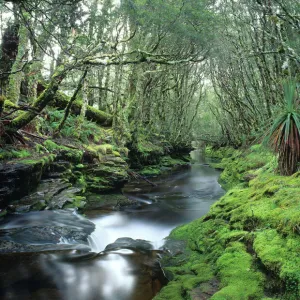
[36,109,107,144]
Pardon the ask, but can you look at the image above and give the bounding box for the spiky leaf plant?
[266,81,300,175]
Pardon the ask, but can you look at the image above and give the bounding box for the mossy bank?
[155,145,300,300]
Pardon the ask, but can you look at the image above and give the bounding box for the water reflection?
[42,252,136,300]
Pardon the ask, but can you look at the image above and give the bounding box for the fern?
[37,109,105,143]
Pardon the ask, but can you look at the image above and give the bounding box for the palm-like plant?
[266,81,300,176]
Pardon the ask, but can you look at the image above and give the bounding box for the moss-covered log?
[51,91,112,126]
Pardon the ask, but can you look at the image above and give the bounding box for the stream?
[0,150,224,300]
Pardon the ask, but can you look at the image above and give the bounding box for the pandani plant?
[266,80,300,176]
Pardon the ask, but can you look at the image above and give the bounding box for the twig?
[19,130,81,150]
[128,170,157,187]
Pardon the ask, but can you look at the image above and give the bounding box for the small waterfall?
[87,212,173,252]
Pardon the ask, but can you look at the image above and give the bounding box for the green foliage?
[0,148,31,161]
[265,81,300,175]
[36,109,106,144]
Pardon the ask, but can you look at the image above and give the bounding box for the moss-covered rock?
[212,242,264,299]
[139,166,162,176]
[42,140,83,163]
[206,144,275,190]
[139,155,190,177]
[86,163,128,193]
[85,193,136,210]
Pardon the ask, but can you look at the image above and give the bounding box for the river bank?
[0,137,190,215]
[156,145,300,300]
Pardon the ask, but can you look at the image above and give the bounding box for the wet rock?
[47,187,84,209]
[0,155,55,209]
[190,279,220,300]
[0,210,95,253]
[9,179,72,211]
[160,238,186,257]
[46,160,71,174]
[23,179,71,202]
[105,237,153,252]
[85,193,137,210]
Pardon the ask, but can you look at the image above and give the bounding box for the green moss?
[160,155,189,167]
[43,140,60,151]
[96,144,113,155]
[4,99,18,109]
[35,143,46,153]
[85,144,118,159]
[158,143,300,299]
[31,201,47,211]
[137,155,188,177]
[153,281,184,300]
[51,92,112,126]
[207,145,275,190]
[112,150,121,157]
[76,174,87,192]
[254,230,300,298]
[18,154,55,166]
[137,139,164,155]
[205,146,236,159]
[42,140,83,163]
[212,242,264,299]
[0,148,31,161]
[139,166,162,176]
[75,164,84,169]
[64,196,86,209]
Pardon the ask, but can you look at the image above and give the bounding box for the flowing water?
[0,150,224,300]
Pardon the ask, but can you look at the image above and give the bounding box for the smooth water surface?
[0,150,224,300]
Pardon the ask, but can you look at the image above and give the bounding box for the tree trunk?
[6,24,28,103]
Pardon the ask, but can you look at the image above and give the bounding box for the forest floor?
[155,145,300,300]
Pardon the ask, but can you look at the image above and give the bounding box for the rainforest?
[0,0,299,299]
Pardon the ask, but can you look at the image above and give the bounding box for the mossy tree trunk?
[8,65,68,131]
[6,24,28,103]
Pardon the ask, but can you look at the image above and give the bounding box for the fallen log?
[50,91,112,127]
